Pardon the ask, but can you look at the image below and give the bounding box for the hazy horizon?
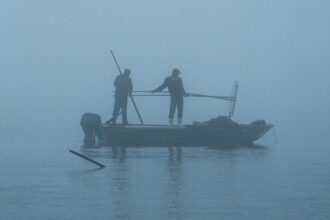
[1,0,329,138]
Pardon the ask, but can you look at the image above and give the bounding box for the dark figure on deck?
[108,69,133,125]
[152,68,186,125]
[80,113,104,146]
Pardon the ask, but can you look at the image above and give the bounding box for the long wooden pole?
[133,91,234,101]
[133,90,169,93]
[187,93,235,101]
[229,81,239,119]
[131,94,234,101]
[69,150,105,168]
[133,95,234,101]
[110,50,144,125]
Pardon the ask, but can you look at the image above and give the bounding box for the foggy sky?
[1,0,329,137]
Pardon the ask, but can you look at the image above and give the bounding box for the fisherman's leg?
[169,96,176,125]
[177,96,184,125]
[111,97,121,124]
[121,96,128,124]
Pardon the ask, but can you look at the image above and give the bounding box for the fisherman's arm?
[180,78,187,96]
[181,78,186,94]
[152,78,168,93]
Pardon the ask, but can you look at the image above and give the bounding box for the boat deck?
[102,124,186,129]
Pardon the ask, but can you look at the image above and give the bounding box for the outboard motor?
[80,113,104,146]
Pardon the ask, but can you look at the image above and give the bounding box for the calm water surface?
[0,130,329,220]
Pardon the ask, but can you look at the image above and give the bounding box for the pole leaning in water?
[110,50,144,125]
[69,150,105,168]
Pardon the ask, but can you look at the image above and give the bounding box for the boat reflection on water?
[74,144,269,219]
[79,143,269,165]
[166,146,184,219]
[168,146,182,163]
[111,146,127,162]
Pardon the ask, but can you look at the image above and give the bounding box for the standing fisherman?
[107,69,132,125]
[152,68,187,125]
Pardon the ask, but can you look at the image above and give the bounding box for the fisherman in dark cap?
[152,68,187,125]
[107,69,132,125]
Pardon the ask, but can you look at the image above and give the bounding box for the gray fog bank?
[0,0,329,137]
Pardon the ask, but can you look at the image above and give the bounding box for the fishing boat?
[81,82,274,146]
[101,119,273,146]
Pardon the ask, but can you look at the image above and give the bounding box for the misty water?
[1,0,330,219]
[1,130,329,220]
